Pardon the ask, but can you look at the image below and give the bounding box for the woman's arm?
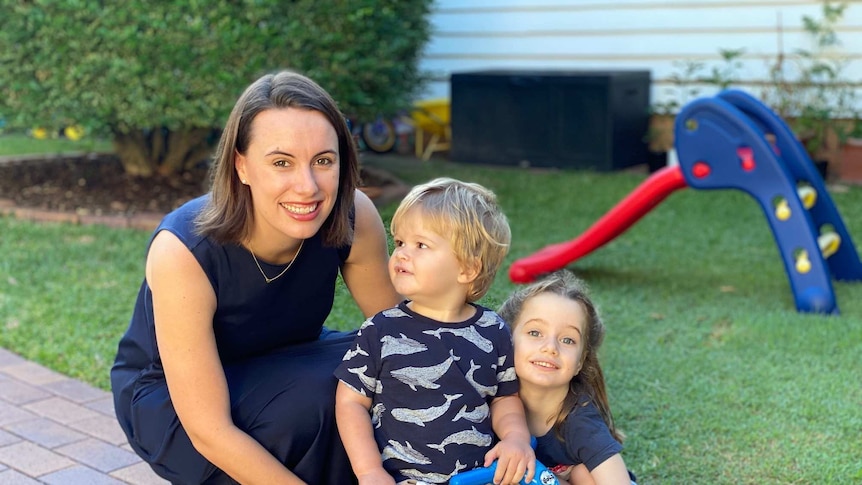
[148,231,304,484]
[341,189,401,317]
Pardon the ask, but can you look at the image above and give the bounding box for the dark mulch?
[0,153,407,217]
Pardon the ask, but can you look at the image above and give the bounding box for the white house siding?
[419,0,862,110]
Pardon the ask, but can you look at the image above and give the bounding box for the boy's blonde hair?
[391,177,511,302]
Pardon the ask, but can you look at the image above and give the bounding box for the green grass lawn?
[1,152,860,483]
[0,132,112,156]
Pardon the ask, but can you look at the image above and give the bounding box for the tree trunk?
[157,128,213,177]
[112,128,216,179]
[112,131,154,177]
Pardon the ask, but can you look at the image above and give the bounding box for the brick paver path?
[0,347,167,484]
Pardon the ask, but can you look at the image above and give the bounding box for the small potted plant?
[645,59,712,172]
[645,50,747,173]
[643,100,678,172]
[762,1,852,180]
[839,115,862,184]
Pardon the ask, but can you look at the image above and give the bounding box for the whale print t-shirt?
[335,301,519,484]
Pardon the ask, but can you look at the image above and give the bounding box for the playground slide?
[508,165,688,283]
[509,89,861,313]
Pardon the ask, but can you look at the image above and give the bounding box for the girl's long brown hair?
[498,270,624,443]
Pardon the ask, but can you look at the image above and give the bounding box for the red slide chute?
[509,165,689,283]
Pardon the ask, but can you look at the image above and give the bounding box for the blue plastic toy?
[449,437,560,485]
[448,459,559,485]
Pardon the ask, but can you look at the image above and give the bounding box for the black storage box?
[450,69,651,171]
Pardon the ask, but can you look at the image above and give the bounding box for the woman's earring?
[241,179,248,185]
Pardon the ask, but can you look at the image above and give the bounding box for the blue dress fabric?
[334,301,519,484]
[111,195,357,484]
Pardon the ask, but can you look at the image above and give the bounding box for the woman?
[111,70,400,484]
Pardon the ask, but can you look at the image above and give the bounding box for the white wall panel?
[418,0,862,108]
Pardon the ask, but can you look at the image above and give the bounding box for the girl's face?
[235,108,340,244]
[389,209,473,308]
[512,292,587,392]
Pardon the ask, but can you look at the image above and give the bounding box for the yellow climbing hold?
[775,200,791,221]
[797,186,816,209]
[795,250,811,274]
[818,232,841,258]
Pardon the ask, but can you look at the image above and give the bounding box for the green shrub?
[0,0,432,176]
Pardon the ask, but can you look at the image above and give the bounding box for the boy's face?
[389,209,473,309]
[512,292,586,393]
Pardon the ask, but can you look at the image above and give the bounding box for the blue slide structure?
[510,89,862,314]
[676,89,862,314]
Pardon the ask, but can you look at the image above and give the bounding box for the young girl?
[498,270,635,485]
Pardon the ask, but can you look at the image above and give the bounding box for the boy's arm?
[487,394,536,484]
[335,381,395,485]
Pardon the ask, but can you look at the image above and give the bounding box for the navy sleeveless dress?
[111,195,358,484]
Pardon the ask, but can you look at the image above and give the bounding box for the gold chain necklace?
[248,239,304,284]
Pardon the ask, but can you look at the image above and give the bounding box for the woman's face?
[235,108,340,244]
[512,292,587,393]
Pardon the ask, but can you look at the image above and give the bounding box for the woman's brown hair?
[195,70,360,247]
